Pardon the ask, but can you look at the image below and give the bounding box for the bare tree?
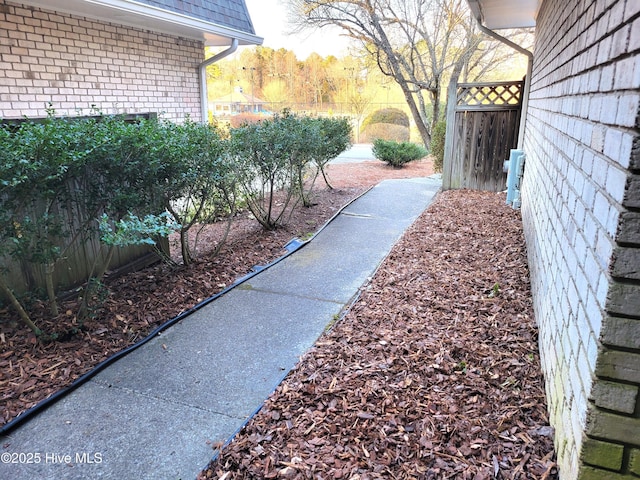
[287,0,515,147]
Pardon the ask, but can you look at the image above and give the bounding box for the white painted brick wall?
[0,0,203,121]
[521,0,640,478]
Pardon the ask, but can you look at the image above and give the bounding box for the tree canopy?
[204,2,531,148]
[286,0,532,147]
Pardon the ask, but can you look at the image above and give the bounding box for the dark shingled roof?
[133,0,256,34]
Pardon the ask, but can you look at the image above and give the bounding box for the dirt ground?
[0,156,557,479]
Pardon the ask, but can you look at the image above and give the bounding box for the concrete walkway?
[329,143,377,164]
[0,176,441,480]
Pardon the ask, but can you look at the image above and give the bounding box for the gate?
[442,80,523,191]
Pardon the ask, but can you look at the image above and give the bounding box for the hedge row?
[0,111,351,335]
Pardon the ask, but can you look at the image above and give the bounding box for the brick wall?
[0,0,204,121]
[520,0,640,478]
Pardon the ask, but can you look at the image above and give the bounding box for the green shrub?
[311,116,351,191]
[159,119,236,266]
[431,120,446,173]
[361,123,409,143]
[0,109,352,332]
[230,113,351,227]
[0,113,104,322]
[361,108,410,130]
[230,113,301,229]
[0,113,201,330]
[372,139,428,168]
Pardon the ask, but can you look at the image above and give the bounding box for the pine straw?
[199,190,558,480]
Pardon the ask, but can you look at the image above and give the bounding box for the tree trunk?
[44,262,58,317]
[77,245,115,322]
[180,228,193,267]
[0,275,41,335]
[400,82,431,147]
[367,10,433,149]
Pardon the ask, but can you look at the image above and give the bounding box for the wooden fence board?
[0,190,165,301]
[444,80,523,192]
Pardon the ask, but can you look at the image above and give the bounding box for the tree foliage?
[207,46,388,123]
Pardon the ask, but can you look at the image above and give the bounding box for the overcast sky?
[243,0,352,59]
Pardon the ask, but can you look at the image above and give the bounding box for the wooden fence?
[0,194,168,302]
[442,80,523,191]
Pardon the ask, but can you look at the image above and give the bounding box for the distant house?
[464,1,639,479]
[0,0,263,121]
[209,87,268,116]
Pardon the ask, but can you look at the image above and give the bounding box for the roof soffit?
[467,0,540,29]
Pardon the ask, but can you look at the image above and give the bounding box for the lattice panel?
[457,82,523,107]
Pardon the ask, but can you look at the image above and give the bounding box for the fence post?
[442,76,458,190]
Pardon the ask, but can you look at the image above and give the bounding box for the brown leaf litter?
[0,158,557,479]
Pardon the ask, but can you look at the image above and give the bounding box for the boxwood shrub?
[372,138,428,168]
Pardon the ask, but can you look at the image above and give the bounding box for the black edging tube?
[0,185,374,437]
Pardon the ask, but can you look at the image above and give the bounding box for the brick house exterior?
[467,0,639,478]
[0,0,262,121]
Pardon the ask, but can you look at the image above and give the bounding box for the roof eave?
[18,0,263,46]
[466,0,539,29]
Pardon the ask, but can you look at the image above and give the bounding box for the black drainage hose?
[0,186,373,437]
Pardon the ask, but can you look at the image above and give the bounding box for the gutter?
[469,3,534,148]
[199,39,239,124]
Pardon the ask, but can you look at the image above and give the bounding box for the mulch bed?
[199,189,557,479]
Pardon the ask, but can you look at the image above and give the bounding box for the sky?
[243,0,353,59]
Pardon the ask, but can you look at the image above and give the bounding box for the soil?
[0,156,557,478]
